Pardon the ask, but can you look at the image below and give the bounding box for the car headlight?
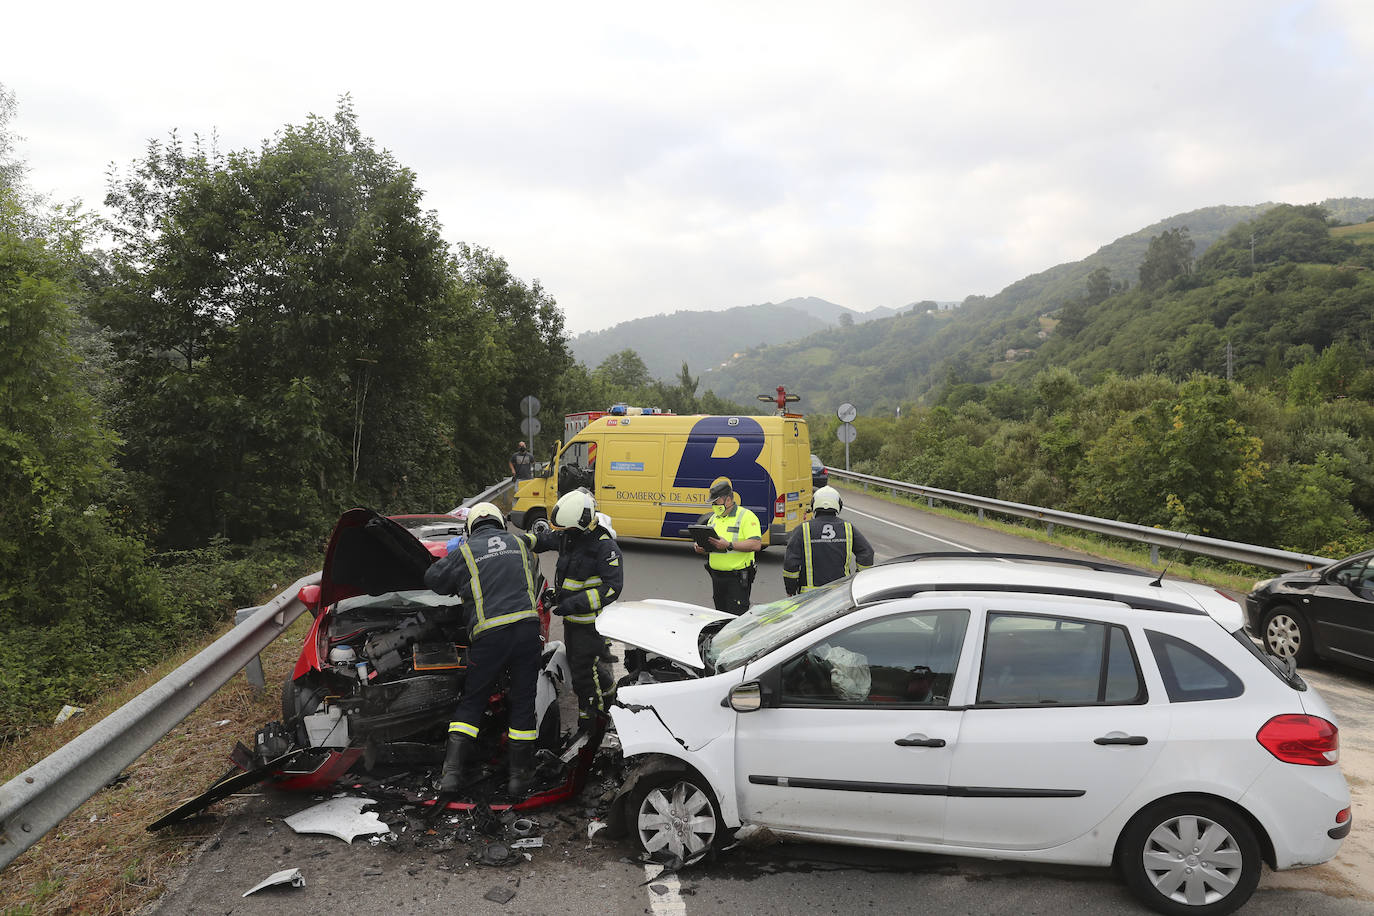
[1251,578,1274,593]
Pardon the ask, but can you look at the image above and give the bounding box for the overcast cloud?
[7,1,1373,333]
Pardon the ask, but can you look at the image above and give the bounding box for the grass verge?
[0,613,311,916]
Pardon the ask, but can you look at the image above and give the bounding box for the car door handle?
[894,734,946,748]
[1094,735,1148,746]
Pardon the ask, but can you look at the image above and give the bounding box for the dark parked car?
[810,454,828,489]
[1245,548,1374,672]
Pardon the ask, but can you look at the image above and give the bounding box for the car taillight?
[775,493,785,519]
[1256,714,1339,765]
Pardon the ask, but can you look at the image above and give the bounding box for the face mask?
[712,503,726,518]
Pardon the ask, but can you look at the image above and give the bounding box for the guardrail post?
[1150,545,1160,566]
[977,508,985,522]
[926,497,934,508]
[234,607,266,693]
[1046,522,1054,537]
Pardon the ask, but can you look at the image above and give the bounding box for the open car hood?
[595,599,733,670]
[319,507,437,608]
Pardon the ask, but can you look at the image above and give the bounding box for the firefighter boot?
[507,741,535,796]
[437,734,474,793]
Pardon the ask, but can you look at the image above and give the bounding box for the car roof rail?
[877,552,1151,578]
[858,581,1205,615]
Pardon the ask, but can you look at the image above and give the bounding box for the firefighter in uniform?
[526,488,623,732]
[782,485,875,595]
[424,502,543,796]
[696,478,762,614]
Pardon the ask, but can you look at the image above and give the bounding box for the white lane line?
[643,863,687,915]
[845,508,975,551]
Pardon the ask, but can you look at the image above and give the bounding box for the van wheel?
[527,511,552,536]
[1119,797,1260,916]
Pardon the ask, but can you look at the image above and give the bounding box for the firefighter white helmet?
[465,502,505,535]
[813,486,842,514]
[553,488,597,530]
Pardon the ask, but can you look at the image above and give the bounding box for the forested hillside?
[703,199,1374,414]
[805,204,1374,564]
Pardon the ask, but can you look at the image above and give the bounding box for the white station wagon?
[596,554,1350,916]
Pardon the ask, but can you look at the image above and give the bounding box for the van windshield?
[705,580,853,672]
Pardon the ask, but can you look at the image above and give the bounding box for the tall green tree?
[96,99,457,545]
[1138,227,1195,290]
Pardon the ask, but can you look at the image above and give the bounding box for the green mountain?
[570,296,908,380]
[699,198,1374,416]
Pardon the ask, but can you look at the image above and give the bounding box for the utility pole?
[1225,339,1233,381]
[1250,234,1256,270]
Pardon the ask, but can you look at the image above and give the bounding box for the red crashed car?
[151,508,599,829]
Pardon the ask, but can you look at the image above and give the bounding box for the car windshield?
[705,580,854,672]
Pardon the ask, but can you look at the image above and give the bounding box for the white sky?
[7,1,1373,334]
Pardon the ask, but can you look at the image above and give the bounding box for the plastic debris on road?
[284,796,390,843]
[243,868,305,897]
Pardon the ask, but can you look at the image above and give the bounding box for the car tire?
[1119,797,1261,916]
[628,769,727,866]
[1260,604,1315,666]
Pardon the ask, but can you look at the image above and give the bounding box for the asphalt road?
[146,492,1374,915]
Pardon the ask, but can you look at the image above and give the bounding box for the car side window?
[778,609,969,707]
[1145,630,1244,702]
[977,613,1144,706]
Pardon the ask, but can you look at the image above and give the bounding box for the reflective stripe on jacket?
[527,525,623,624]
[781,515,875,594]
[423,528,539,638]
[706,505,761,572]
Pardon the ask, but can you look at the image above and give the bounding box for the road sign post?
[836,403,857,470]
[518,395,542,451]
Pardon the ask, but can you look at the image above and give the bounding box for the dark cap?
[708,478,733,500]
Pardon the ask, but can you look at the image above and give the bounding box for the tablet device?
[687,524,725,552]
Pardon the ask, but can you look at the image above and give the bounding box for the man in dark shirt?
[509,441,534,481]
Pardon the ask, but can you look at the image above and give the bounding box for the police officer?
[696,478,762,614]
[424,502,543,796]
[782,486,874,595]
[526,488,623,733]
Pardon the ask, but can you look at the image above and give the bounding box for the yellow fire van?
[510,412,812,545]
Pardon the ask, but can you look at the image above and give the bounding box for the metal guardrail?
[0,481,515,872]
[827,467,1334,572]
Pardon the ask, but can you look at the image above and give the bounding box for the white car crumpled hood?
[595,599,733,670]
